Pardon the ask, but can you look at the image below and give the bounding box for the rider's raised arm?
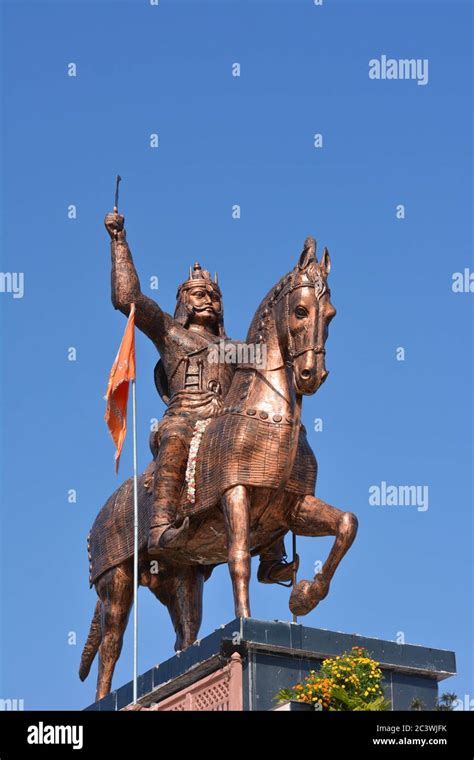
[105,211,171,351]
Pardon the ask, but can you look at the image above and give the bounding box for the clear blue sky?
[0,0,472,710]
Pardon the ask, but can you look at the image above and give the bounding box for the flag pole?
[106,175,139,703]
[114,174,138,704]
[131,376,138,704]
[292,532,298,624]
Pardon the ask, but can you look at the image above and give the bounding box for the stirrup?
[258,557,297,587]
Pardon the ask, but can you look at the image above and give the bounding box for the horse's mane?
[246,271,291,345]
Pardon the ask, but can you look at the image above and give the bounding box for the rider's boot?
[148,517,190,553]
[257,538,299,585]
[148,435,190,556]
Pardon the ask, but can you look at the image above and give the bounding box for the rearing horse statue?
[79,237,358,700]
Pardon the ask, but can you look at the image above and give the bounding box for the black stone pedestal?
[84,618,456,712]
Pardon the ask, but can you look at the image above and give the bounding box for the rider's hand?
[104,211,125,241]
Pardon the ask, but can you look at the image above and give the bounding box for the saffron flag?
[104,303,136,472]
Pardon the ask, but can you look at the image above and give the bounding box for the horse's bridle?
[283,279,328,368]
[287,344,326,364]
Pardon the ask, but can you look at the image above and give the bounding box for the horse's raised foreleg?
[95,563,134,701]
[221,485,251,618]
[288,495,357,616]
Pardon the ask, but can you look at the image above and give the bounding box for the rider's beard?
[189,305,220,328]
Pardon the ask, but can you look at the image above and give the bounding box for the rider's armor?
[148,264,236,457]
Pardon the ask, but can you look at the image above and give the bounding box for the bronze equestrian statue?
[104,210,296,580]
[79,220,358,700]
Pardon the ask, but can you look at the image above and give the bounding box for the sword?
[113,174,122,213]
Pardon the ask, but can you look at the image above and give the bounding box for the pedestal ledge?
[84,618,456,712]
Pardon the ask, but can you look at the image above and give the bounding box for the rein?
[286,345,326,362]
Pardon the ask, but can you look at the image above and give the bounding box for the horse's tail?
[79,599,102,681]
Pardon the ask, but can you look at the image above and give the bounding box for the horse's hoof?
[289,580,314,616]
[289,575,330,616]
[313,573,330,603]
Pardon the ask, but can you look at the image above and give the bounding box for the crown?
[177,261,220,297]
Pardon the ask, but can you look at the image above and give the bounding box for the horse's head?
[270,237,336,395]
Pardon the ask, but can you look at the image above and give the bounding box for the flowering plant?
[276,646,391,711]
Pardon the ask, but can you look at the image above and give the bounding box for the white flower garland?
[185,418,212,504]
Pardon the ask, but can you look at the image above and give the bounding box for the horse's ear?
[298,236,317,270]
[320,246,331,275]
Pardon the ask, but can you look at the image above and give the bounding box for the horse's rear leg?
[148,564,206,651]
[221,485,251,618]
[96,563,133,701]
[288,495,357,616]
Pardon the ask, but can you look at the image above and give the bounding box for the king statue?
[104,210,298,584]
